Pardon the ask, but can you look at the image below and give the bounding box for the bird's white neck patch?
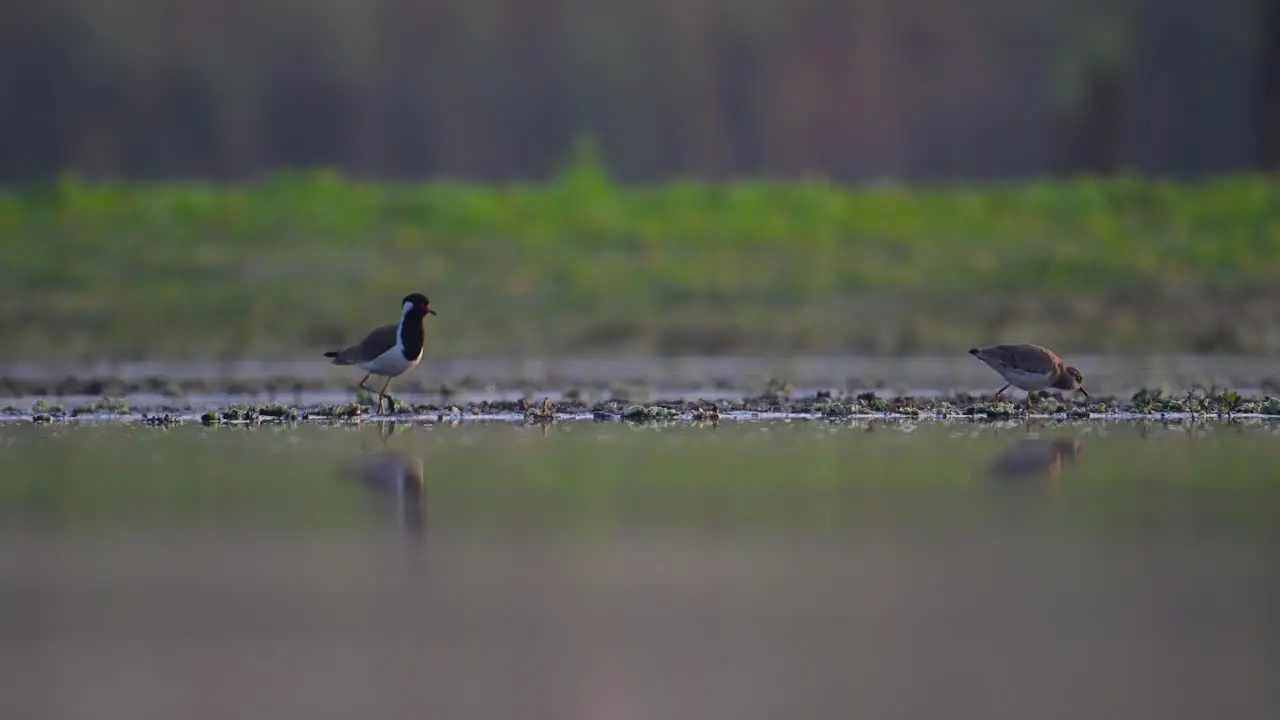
[395,301,415,352]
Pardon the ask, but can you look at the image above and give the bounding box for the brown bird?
[987,438,1085,481]
[968,344,1089,412]
[323,293,436,413]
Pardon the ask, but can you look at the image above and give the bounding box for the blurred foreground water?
[1,420,1277,720]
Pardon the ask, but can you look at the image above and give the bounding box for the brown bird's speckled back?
[969,344,1063,376]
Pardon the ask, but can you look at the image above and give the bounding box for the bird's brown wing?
[977,344,1058,375]
[327,323,399,365]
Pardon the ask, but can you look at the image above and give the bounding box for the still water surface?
[1,420,1277,720]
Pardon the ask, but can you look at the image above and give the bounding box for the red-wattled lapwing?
[324,293,436,413]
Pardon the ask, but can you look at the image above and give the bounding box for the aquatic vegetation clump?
[219,405,256,422]
[311,402,363,419]
[814,402,852,418]
[31,399,65,416]
[1221,391,1244,414]
[964,400,1021,420]
[69,397,131,416]
[1120,388,1272,416]
[197,403,305,425]
[257,402,301,421]
[622,405,679,422]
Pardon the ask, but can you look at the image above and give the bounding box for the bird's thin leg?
[355,374,385,410]
[378,376,394,414]
[356,373,386,411]
[993,383,1010,398]
[1026,393,1034,414]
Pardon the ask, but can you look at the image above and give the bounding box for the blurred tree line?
[1,0,1276,183]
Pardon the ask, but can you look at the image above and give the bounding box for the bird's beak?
[425,305,436,315]
[1078,387,1090,400]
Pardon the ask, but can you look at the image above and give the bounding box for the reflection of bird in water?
[987,438,1084,482]
[337,422,427,542]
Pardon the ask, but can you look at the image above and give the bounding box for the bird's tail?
[322,348,358,363]
[323,350,357,366]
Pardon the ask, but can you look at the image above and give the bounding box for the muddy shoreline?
[5,356,1280,425]
[7,389,1279,426]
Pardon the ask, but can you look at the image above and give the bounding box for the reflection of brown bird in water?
[338,423,427,540]
[987,438,1084,481]
[969,344,1089,412]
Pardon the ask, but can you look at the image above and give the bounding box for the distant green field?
[1,158,1277,361]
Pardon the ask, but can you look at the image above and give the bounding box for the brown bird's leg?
[993,383,1010,398]
[1026,393,1034,414]
[378,376,394,414]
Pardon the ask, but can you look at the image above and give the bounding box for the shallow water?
[1,421,1277,720]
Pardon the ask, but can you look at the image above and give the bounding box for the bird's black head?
[401,293,436,316]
